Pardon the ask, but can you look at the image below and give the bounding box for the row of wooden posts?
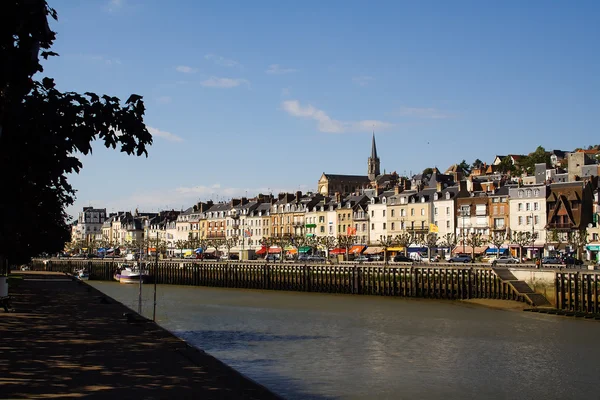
[556,272,600,314]
[34,259,527,302]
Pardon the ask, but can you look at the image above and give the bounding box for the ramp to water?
[491,268,551,307]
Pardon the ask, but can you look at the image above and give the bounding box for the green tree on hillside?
[520,146,551,175]
[0,1,153,268]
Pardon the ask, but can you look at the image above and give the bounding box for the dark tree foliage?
[520,146,551,175]
[1,1,152,265]
[422,167,433,176]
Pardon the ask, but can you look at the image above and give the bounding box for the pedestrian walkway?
[0,271,280,399]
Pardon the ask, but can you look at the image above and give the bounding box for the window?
[401,209,406,217]
[527,216,532,225]
[518,203,523,211]
[526,189,532,197]
[518,216,523,225]
[371,223,375,230]
[371,210,374,217]
[391,222,395,230]
[446,221,450,228]
[534,202,539,211]
[362,223,366,231]
[493,206,498,215]
[494,218,505,228]
[434,207,438,216]
[534,215,539,225]
[518,190,523,198]
[411,208,415,216]
[383,210,386,217]
[500,205,505,214]
[383,223,387,230]
[526,203,530,211]
[446,207,450,215]
[391,209,395,217]
[421,209,425,216]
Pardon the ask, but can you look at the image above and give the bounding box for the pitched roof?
[323,173,371,182]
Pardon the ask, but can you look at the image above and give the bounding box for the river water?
[89,281,599,400]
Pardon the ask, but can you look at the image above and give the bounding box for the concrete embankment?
[0,271,281,399]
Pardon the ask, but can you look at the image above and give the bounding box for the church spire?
[368,132,380,181]
[371,131,378,159]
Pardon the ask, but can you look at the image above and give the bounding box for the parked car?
[449,255,472,263]
[489,256,520,265]
[370,254,384,261]
[542,256,562,265]
[355,255,370,262]
[562,256,583,266]
[393,255,412,263]
[297,254,310,262]
[308,255,327,262]
[265,254,280,262]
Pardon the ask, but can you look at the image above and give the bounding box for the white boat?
[114,264,150,284]
[77,269,89,281]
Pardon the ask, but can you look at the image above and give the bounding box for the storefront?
[587,244,600,263]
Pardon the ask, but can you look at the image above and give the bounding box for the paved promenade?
[0,271,281,399]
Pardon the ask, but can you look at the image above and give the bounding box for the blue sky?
[44,0,599,218]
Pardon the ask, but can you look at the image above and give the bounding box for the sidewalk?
[0,272,281,399]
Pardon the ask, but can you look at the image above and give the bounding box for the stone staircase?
[491,268,551,307]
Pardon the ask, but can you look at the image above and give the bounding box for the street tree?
[378,235,397,265]
[465,232,486,262]
[0,1,153,270]
[488,231,508,259]
[420,233,439,261]
[440,233,459,259]
[394,232,414,257]
[174,240,187,258]
[318,236,337,259]
[337,234,355,261]
[509,232,534,262]
[567,228,588,260]
[221,236,239,260]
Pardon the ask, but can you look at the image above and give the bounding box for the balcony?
[545,223,575,231]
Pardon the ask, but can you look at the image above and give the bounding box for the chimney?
[459,180,468,194]
[394,185,400,195]
[436,181,444,192]
[241,197,248,205]
[335,192,341,203]
[295,191,302,201]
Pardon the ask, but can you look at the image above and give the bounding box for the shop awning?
[287,248,298,255]
[387,247,405,251]
[268,246,282,254]
[330,248,346,255]
[298,246,312,253]
[453,246,488,255]
[485,247,508,255]
[284,245,295,251]
[364,246,384,255]
[407,246,427,253]
[349,245,365,254]
[194,248,203,253]
[587,244,600,251]
[256,246,267,255]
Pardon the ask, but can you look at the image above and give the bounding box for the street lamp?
[460,206,469,254]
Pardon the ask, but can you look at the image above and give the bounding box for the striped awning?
[363,246,384,255]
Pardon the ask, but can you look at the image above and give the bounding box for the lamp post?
[460,206,468,254]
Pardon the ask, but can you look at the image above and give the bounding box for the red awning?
[256,246,267,255]
[268,246,281,254]
[330,248,346,255]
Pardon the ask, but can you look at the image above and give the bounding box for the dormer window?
[382,197,387,204]
[411,197,415,203]
[518,190,523,198]
[371,198,375,204]
[421,197,425,203]
[434,193,439,201]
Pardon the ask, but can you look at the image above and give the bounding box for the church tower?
[367,132,380,181]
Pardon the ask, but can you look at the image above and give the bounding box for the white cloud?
[147,126,183,142]
[397,107,453,119]
[155,96,172,104]
[97,184,301,212]
[175,65,197,74]
[352,76,374,87]
[281,100,393,133]
[200,77,249,88]
[266,64,298,75]
[204,54,241,68]
[107,0,123,12]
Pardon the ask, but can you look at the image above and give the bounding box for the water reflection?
[90,282,600,400]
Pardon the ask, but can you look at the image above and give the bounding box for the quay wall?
[32,259,527,303]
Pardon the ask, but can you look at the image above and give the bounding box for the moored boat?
[77,269,89,281]
[114,263,150,284]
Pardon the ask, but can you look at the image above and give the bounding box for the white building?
[508,185,547,258]
[72,207,106,242]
